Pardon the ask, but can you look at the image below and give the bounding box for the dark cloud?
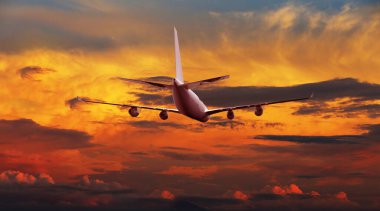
[254,135,360,144]
[18,66,55,80]
[129,93,172,105]
[128,121,187,130]
[202,120,245,129]
[294,102,380,119]
[129,151,149,156]
[195,78,380,107]
[160,146,194,151]
[160,151,234,162]
[0,119,94,149]
[0,18,116,53]
[253,123,380,145]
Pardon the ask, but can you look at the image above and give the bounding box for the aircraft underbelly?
[173,87,207,120]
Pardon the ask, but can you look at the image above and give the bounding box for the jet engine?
[255,105,263,116]
[128,107,140,117]
[159,110,168,120]
[227,109,234,120]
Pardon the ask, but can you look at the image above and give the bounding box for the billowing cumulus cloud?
[272,184,303,195]
[0,170,54,185]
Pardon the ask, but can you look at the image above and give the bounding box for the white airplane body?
[80,28,311,122]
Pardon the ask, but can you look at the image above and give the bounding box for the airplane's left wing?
[206,94,313,116]
[77,97,180,113]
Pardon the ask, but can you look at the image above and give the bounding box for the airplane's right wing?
[206,94,313,116]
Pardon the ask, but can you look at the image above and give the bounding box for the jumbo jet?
[78,28,312,122]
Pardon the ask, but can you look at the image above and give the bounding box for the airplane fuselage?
[172,79,209,122]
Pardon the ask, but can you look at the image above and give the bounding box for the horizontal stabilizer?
[180,75,230,89]
[113,77,173,89]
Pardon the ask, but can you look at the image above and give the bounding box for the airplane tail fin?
[174,27,184,83]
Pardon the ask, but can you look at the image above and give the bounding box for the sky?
[0,0,380,210]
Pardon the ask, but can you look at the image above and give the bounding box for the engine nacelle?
[128,107,139,117]
[255,105,263,116]
[227,109,234,120]
[159,110,168,120]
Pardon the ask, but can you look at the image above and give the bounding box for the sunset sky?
[1,0,380,210]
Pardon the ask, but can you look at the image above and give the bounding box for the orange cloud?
[161,190,175,200]
[272,184,303,195]
[310,191,321,197]
[0,170,54,185]
[233,190,249,201]
[335,191,349,201]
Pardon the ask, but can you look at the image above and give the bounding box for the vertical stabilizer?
[174,27,184,83]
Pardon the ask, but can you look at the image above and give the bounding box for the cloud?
[160,151,234,162]
[161,190,175,200]
[0,170,54,185]
[65,96,105,110]
[18,66,55,80]
[78,175,125,192]
[272,184,303,195]
[160,146,194,151]
[159,166,218,178]
[0,119,94,150]
[128,121,187,130]
[335,192,349,201]
[254,135,360,144]
[253,123,380,145]
[233,190,249,201]
[196,78,380,107]
[310,191,321,197]
[294,101,380,119]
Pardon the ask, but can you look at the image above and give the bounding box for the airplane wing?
[77,97,180,113]
[113,77,173,89]
[179,75,230,89]
[205,94,313,115]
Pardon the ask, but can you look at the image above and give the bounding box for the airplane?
[78,27,312,122]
